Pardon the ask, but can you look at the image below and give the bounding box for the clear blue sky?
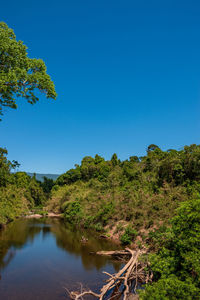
[0,0,200,174]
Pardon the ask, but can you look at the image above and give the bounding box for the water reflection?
[0,218,122,300]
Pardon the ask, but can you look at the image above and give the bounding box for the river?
[0,218,122,300]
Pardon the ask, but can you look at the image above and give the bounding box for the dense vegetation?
[0,147,49,225]
[1,21,199,299]
[1,147,199,299]
[0,22,57,225]
[48,144,200,238]
[140,197,200,299]
[47,143,200,298]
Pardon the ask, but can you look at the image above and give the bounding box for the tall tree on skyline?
[0,22,57,119]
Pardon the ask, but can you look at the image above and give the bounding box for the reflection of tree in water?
[0,219,44,272]
[0,218,121,277]
[50,220,122,271]
[0,245,15,271]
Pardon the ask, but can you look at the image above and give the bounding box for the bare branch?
[68,249,150,300]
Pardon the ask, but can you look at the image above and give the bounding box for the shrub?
[140,198,200,299]
[83,216,95,229]
[61,201,68,212]
[64,200,83,224]
[140,275,199,300]
[94,223,104,232]
[120,226,137,245]
[94,202,115,226]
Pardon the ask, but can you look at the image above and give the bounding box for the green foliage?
[0,22,56,223]
[41,176,54,195]
[94,223,104,232]
[0,148,46,225]
[56,144,200,191]
[0,186,29,224]
[56,154,112,185]
[93,201,115,226]
[48,144,200,237]
[111,153,119,166]
[83,215,95,229]
[0,22,57,119]
[47,143,200,297]
[147,225,172,250]
[13,172,31,188]
[0,147,19,186]
[141,275,199,300]
[140,198,200,299]
[120,225,138,245]
[28,177,46,206]
[61,201,69,212]
[50,143,200,251]
[64,200,83,224]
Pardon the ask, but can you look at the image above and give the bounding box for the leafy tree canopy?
[141,197,200,299]
[0,22,57,119]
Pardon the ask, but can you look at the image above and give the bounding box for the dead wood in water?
[96,250,130,256]
[67,248,152,300]
[96,249,132,261]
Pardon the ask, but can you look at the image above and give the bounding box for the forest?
[0,21,200,299]
[0,143,200,298]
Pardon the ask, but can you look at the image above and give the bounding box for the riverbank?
[25,212,63,219]
[0,210,63,231]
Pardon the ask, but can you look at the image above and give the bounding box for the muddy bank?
[25,212,63,219]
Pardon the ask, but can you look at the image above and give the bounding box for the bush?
[94,202,115,226]
[0,187,30,225]
[140,275,199,300]
[140,198,200,299]
[64,200,83,224]
[83,215,95,229]
[120,225,137,245]
[61,201,68,212]
[94,222,104,232]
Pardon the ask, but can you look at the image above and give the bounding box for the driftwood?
[67,248,152,300]
[96,250,132,261]
[96,250,130,256]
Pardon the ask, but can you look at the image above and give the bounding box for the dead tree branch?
[68,248,151,300]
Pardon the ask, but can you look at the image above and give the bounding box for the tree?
[0,147,19,187]
[140,197,200,299]
[0,22,57,119]
[147,144,160,153]
[41,176,54,194]
[111,153,119,166]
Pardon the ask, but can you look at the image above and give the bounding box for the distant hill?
[26,173,60,182]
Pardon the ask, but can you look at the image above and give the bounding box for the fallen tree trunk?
[67,248,152,300]
[96,249,131,261]
[96,250,130,256]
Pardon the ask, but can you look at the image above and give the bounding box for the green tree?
[41,176,54,194]
[147,144,160,153]
[0,147,19,187]
[111,153,119,166]
[0,22,57,119]
[141,198,200,299]
[28,177,46,206]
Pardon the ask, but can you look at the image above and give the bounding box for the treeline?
[49,144,200,299]
[56,143,200,190]
[1,144,200,298]
[49,144,200,235]
[0,147,53,225]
